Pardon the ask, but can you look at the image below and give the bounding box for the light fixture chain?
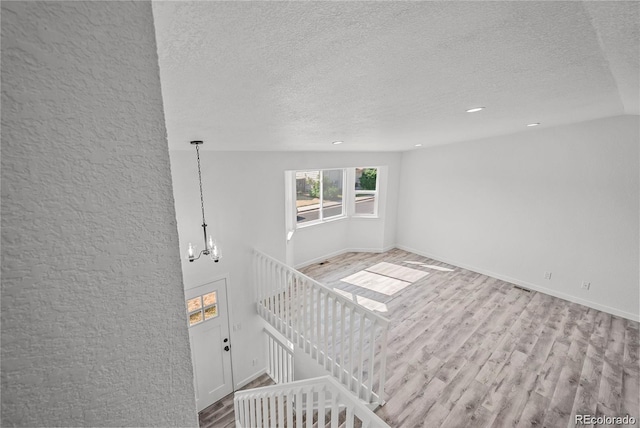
[195,143,207,225]
[187,140,219,262]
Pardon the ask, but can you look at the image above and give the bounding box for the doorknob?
[223,338,228,343]
[224,346,230,352]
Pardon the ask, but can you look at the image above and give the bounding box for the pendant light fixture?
[187,140,220,263]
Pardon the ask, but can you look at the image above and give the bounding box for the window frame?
[352,167,380,218]
[294,168,347,228]
[290,166,382,230]
[186,291,219,327]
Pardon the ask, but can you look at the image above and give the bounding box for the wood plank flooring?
[299,249,640,428]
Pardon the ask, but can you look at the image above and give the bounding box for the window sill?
[351,215,380,220]
[296,215,348,230]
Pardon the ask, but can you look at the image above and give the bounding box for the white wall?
[397,115,639,321]
[1,2,197,426]
[169,151,400,388]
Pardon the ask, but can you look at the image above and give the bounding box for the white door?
[185,278,233,412]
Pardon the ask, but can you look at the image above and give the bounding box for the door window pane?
[187,291,220,326]
[203,291,217,307]
[204,305,218,320]
[189,311,203,326]
[187,297,202,312]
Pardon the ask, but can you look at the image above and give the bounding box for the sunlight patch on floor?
[340,271,412,296]
[333,288,388,313]
[336,262,434,312]
[366,262,429,282]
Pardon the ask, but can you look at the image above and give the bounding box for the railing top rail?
[234,375,329,398]
[254,249,390,326]
[234,375,389,427]
[264,327,294,353]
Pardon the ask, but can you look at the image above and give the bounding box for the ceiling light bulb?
[466,107,485,113]
[332,141,344,145]
[527,123,540,127]
[415,144,423,147]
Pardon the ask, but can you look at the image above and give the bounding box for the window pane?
[355,168,377,191]
[189,311,203,326]
[296,171,320,224]
[204,305,218,320]
[355,193,376,215]
[187,297,202,312]
[322,169,343,219]
[203,291,217,307]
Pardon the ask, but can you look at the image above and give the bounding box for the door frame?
[185,273,235,410]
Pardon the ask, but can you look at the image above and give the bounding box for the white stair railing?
[266,328,295,384]
[254,250,389,406]
[234,375,390,428]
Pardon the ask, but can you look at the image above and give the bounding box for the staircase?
[233,250,391,427]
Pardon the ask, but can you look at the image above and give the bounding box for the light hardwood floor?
[299,249,639,428]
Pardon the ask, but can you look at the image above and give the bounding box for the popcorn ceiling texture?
[152,1,638,152]
[1,2,197,426]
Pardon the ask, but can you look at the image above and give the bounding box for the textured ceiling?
[152,1,639,152]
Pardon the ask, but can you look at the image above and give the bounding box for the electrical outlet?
[581,281,591,290]
[544,271,552,280]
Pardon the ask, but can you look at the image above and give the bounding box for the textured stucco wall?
[1,2,197,426]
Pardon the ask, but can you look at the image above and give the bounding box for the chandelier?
[187,140,220,263]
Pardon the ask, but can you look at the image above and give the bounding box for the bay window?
[291,166,379,228]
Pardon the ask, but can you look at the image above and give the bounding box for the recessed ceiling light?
[332,141,344,145]
[527,123,540,127]
[415,144,423,147]
[466,107,485,113]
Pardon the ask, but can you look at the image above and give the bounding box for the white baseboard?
[381,244,396,253]
[235,368,268,391]
[295,249,351,269]
[295,246,395,269]
[396,244,639,322]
